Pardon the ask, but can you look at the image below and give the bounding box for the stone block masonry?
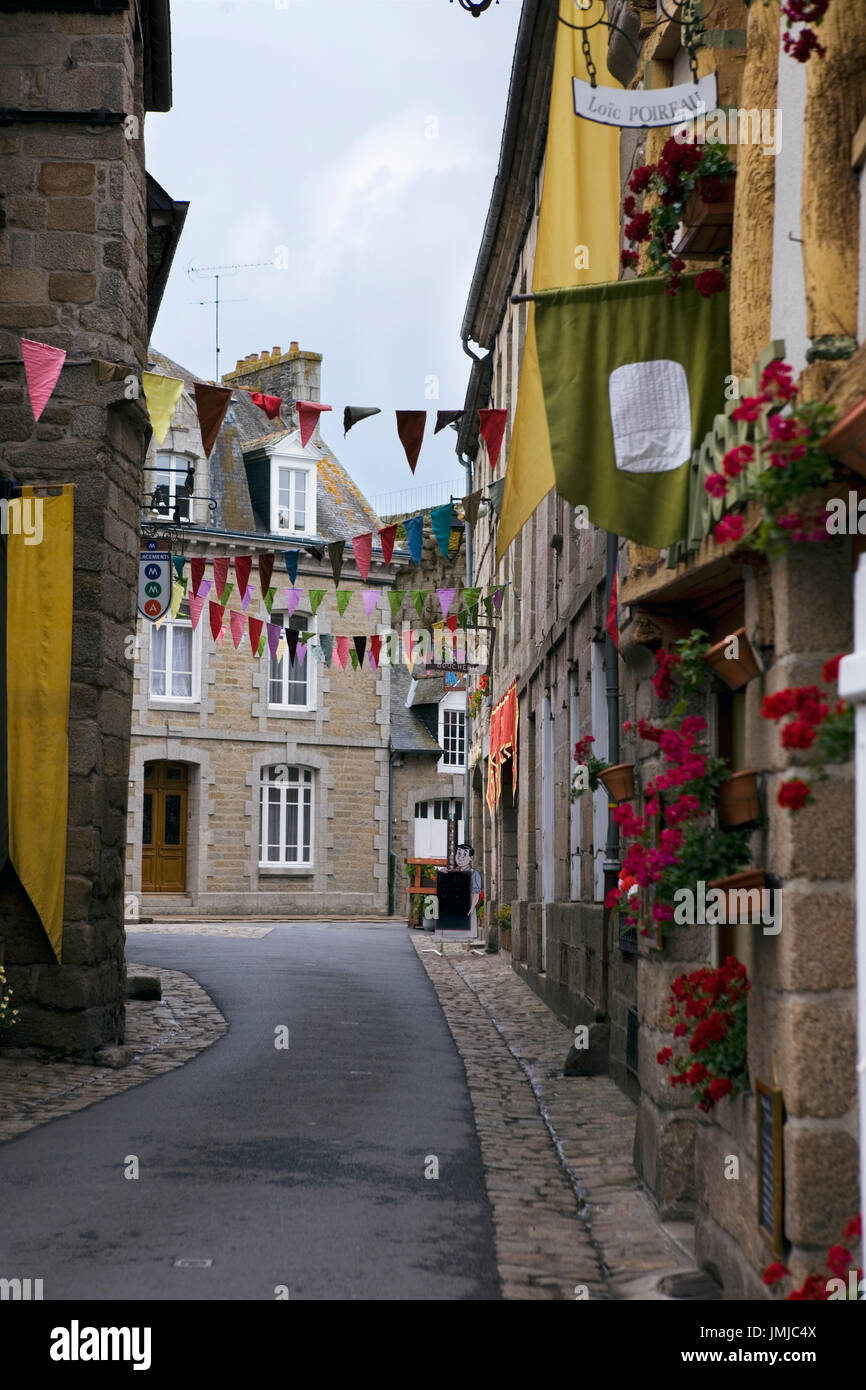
[0,8,156,1052]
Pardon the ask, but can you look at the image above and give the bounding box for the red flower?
[763,1262,791,1286]
[714,514,744,545]
[708,1076,733,1102]
[732,396,767,423]
[695,269,727,298]
[760,359,798,402]
[686,1062,709,1085]
[673,1022,687,1038]
[783,27,827,62]
[620,249,639,270]
[704,473,728,498]
[721,444,754,478]
[624,212,652,243]
[657,1047,673,1065]
[628,164,655,195]
[781,719,817,750]
[762,690,796,720]
[844,1214,862,1242]
[822,654,843,684]
[778,778,810,811]
[826,1244,853,1278]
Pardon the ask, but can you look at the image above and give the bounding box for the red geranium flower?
[763,1262,791,1286]
[704,473,728,498]
[657,1047,673,1065]
[714,514,744,545]
[781,719,817,750]
[628,164,655,195]
[822,654,843,684]
[826,1245,852,1278]
[695,268,727,298]
[732,396,767,423]
[762,690,797,720]
[778,779,810,811]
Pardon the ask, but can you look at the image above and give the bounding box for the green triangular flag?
[464,586,481,613]
[263,586,277,615]
[458,608,470,629]
[336,589,352,617]
[309,589,325,616]
[219,582,234,606]
[350,648,360,671]
[484,595,494,620]
[300,630,315,643]
[319,633,334,666]
[256,633,267,658]
[410,589,428,618]
[387,589,403,620]
[173,555,186,581]
[533,274,731,547]
[430,502,453,559]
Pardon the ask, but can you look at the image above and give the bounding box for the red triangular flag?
[189,592,206,630]
[213,556,229,598]
[606,569,619,650]
[251,392,282,420]
[190,557,206,596]
[258,552,274,594]
[395,410,426,473]
[21,337,66,421]
[352,533,373,583]
[234,554,252,598]
[369,634,382,670]
[209,600,225,641]
[478,408,508,471]
[378,523,397,565]
[248,616,264,654]
[446,614,459,633]
[194,382,233,458]
[335,635,350,670]
[230,609,246,649]
[296,401,331,448]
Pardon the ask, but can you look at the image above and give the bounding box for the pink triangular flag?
[335,635,350,670]
[21,337,66,421]
[296,401,332,448]
[241,584,254,612]
[362,589,381,618]
[352,533,373,583]
[266,622,281,658]
[230,609,246,649]
[438,587,457,618]
[285,587,303,618]
[213,556,229,597]
[296,642,307,667]
[189,592,206,630]
[478,407,508,471]
[234,555,252,599]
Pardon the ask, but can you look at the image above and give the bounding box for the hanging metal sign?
[572,73,717,129]
[138,539,172,622]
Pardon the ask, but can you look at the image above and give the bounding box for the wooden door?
[141,762,188,892]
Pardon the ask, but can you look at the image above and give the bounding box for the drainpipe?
[838,553,866,1235]
[601,531,621,1019]
[460,450,474,837]
[387,745,399,916]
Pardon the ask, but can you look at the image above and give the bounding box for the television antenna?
[187,259,275,382]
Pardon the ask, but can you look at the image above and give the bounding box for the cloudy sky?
[146,0,522,513]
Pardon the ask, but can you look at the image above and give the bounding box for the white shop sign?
[572,73,718,129]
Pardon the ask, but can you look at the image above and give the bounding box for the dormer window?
[269,444,316,536]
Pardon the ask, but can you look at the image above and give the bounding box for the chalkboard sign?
[756,1080,784,1255]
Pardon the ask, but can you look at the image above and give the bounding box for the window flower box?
[718,770,762,828]
[674,173,736,258]
[704,626,761,691]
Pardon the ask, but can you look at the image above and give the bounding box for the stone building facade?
[0,1,182,1051]
[128,345,465,919]
[462,0,865,1296]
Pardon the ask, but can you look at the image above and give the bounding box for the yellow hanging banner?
[142,371,184,445]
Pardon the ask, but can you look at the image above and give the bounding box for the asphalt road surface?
[0,924,500,1301]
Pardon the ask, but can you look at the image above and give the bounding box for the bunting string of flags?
[10,337,509,475]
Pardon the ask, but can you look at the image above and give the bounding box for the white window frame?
[270,444,317,537]
[267,612,317,713]
[151,451,196,525]
[438,691,467,773]
[259,765,314,869]
[148,611,201,704]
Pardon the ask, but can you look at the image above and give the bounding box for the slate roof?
[390,667,442,755]
[147,348,386,546]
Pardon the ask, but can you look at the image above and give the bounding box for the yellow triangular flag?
[143,371,184,445]
[275,636,287,663]
[498,4,621,562]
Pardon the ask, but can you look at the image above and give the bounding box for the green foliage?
[655,821,755,918]
[671,628,712,716]
[750,398,836,554]
[814,702,855,768]
[497,904,512,929]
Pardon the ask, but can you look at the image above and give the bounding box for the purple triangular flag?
[285,587,303,618]
[267,622,281,658]
[493,586,505,613]
[241,585,254,613]
[437,587,457,619]
[362,588,381,618]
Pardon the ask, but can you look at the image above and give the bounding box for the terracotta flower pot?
[718,770,762,827]
[674,173,736,257]
[707,869,767,918]
[704,627,761,691]
[599,763,635,803]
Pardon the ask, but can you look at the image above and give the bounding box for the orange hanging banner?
[486,681,519,814]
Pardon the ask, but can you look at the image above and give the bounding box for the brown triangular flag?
[434,410,463,434]
[353,635,367,666]
[395,410,426,473]
[329,539,345,588]
[285,627,300,663]
[194,382,233,458]
[258,552,275,594]
[462,489,483,528]
[92,357,128,384]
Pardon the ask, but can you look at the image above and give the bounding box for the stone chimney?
[222,341,324,440]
